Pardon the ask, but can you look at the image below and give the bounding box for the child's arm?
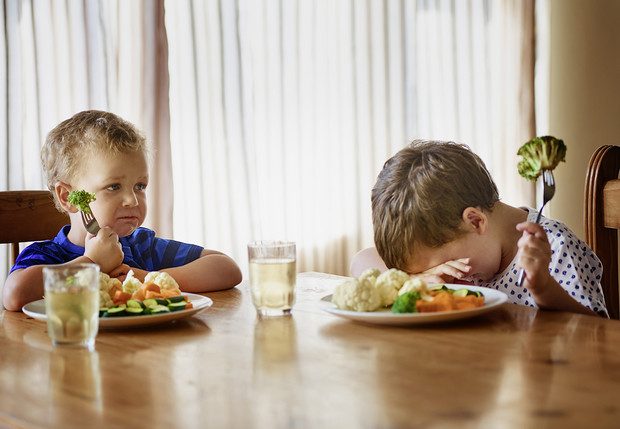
[128,249,242,293]
[413,258,472,284]
[350,247,388,277]
[350,247,471,283]
[516,221,599,316]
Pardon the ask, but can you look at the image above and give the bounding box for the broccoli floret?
[391,291,421,314]
[517,135,567,181]
[67,190,96,214]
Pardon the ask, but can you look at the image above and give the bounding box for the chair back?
[585,145,620,319]
[0,190,69,265]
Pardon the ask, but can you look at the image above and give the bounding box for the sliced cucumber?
[166,295,186,304]
[145,305,170,315]
[168,301,187,312]
[429,285,449,292]
[142,298,159,308]
[451,288,469,298]
[102,306,127,317]
[126,299,145,309]
[125,306,145,316]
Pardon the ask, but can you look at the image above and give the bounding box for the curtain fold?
[166,0,536,276]
[0,1,171,305]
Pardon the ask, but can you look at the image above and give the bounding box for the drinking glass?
[248,241,296,317]
[43,263,100,349]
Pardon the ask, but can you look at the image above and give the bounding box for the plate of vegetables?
[22,293,213,329]
[318,268,507,325]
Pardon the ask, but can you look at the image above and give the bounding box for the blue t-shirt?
[10,226,203,273]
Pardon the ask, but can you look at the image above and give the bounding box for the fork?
[81,204,101,235]
[516,169,556,286]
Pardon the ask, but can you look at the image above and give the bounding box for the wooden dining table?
[1,271,620,428]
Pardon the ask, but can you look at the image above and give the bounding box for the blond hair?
[41,110,147,210]
[371,140,500,271]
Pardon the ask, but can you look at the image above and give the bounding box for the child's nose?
[121,191,139,207]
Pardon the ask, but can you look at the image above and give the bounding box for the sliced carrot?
[185,302,193,310]
[142,282,161,295]
[161,288,181,298]
[145,290,163,300]
[113,290,132,305]
[132,289,145,301]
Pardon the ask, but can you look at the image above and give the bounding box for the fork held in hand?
[81,205,101,235]
[516,169,556,287]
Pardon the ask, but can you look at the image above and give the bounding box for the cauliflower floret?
[144,271,181,292]
[359,268,381,287]
[98,272,122,297]
[374,268,410,306]
[399,277,430,296]
[98,273,121,309]
[98,289,114,309]
[332,278,382,312]
[122,270,143,295]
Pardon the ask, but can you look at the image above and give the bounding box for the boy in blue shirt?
[3,110,242,311]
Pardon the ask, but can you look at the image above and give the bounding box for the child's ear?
[55,182,78,213]
[462,207,487,234]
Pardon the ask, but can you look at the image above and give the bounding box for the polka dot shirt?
[467,207,608,317]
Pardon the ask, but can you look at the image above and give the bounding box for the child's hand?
[108,264,131,282]
[84,226,124,273]
[515,221,554,294]
[414,258,472,284]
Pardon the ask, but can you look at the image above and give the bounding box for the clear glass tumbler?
[248,241,296,317]
[43,263,100,350]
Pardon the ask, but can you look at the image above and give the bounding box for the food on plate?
[517,135,566,181]
[144,271,181,292]
[392,285,484,314]
[374,268,410,306]
[391,291,422,314]
[359,268,381,285]
[98,273,122,309]
[332,277,382,312]
[97,270,191,317]
[67,190,96,214]
[332,270,485,314]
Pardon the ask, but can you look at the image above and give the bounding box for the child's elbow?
[226,264,243,289]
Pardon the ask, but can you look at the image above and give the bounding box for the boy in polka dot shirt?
[358,140,607,317]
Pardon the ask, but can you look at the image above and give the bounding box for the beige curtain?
[0,0,171,305]
[165,0,536,277]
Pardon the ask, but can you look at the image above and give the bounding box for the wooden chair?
[0,190,69,265]
[585,145,620,319]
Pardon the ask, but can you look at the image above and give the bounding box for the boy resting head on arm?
[356,140,607,317]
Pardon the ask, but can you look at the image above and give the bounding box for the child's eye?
[107,184,121,191]
[136,183,147,191]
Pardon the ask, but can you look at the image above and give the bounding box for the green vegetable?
[67,190,96,214]
[126,299,146,309]
[102,306,127,317]
[391,291,421,314]
[125,307,145,316]
[452,288,469,298]
[517,136,567,181]
[168,301,187,312]
[145,305,171,315]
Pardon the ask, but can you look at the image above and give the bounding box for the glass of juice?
[248,241,296,317]
[43,263,100,350]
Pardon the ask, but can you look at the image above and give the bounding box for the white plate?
[22,293,213,329]
[319,284,508,326]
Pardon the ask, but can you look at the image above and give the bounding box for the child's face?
[73,149,149,237]
[407,231,503,282]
